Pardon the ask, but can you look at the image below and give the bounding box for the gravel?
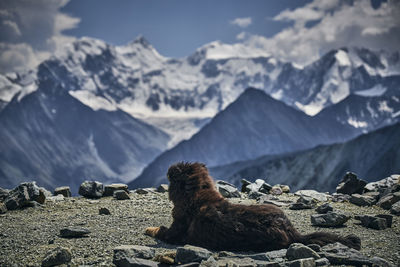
[0,191,399,266]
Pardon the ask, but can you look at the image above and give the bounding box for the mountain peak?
[132,35,151,48]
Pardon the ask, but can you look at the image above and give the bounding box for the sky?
[0,0,399,74]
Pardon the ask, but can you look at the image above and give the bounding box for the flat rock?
[336,172,367,195]
[314,257,330,266]
[60,227,90,238]
[175,245,212,264]
[114,190,130,200]
[54,186,71,197]
[41,247,72,267]
[355,215,391,230]
[157,184,169,193]
[290,196,317,210]
[113,256,159,267]
[377,192,400,210]
[364,175,399,192]
[349,194,376,206]
[134,188,151,195]
[266,249,287,259]
[319,242,372,266]
[216,181,240,198]
[295,190,329,202]
[286,243,320,260]
[330,193,351,203]
[315,203,333,214]
[311,212,350,227]
[104,183,129,197]
[78,181,104,198]
[286,257,316,267]
[113,245,155,260]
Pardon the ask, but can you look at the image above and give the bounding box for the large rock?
[349,194,376,206]
[311,212,350,227]
[104,183,129,197]
[60,227,90,238]
[78,181,104,198]
[355,215,392,230]
[41,247,72,267]
[175,245,212,264]
[364,174,399,193]
[315,203,333,214]
[286,243,320,260]
[336,172,367,195]
[113,256,159,267]
[294,190,329,202]
[216,181,240,198]
[114,190,130,200]
[113,245,155,260]
[240,179,252,192]
[54,186,71,197]
[319,242,372,266]
[4,182,45,210]
[377,192,400,210]
[290,196,317,210]
[390,200,400,215]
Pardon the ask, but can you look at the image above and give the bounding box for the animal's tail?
[296,232,361,250]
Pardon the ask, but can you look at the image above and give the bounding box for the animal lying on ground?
[145,162,361,252]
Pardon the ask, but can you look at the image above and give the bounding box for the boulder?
[4,182,45,210]
[295,190,329,202]
[54,186,71,197]
[270,186,283,195]
[349,194,376,206]
[319,242,372,266]
[113,245,155,260]
[175,245,212,264]
[78,181,104,198]
[240,179,251,192]
[60,227,90,238]
[330,193,351,203]
[216,181,240,198]
[311,212,350,227]
[290,196,317,210]
[390,200,400,215]
[280,185,291,193]
[377,192,400,210]
[104,183,129,196]
[41,247,72,267]
[157,184,169,193]
[336,172,367,195]
[364,174,399,193]
[315,203,333,214]
[286,243,320,260]
[114,190,130,200]
[355,214,392,230]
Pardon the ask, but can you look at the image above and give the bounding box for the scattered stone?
[99,207,111,215]
[200,256,218,267]
[370,256,395,267]
[377,192,400,210]
[216,181,240,198]
[78,181,104,198]
[286,257,316,267]
[259,198,291,207]
[295,190,329,202]
[349,193,376,206]
[362,191,380,200]
[135,188,150,195]
[0,187,9,201]
[266,249,287,260]
[154,251,176,264]
[290,196,317,210]
[60,227,90,238]
[175,245,212,264]
[364,175,399,193]
[41,247,72,267]
[336,172,367,195]
[320,242,372,266]
[270,186,283,195]
[314,257,330,266]
[376,214,393,227]
[54,186,71,197]
[311,212,350,227]
[280,185,290,193]
[114,190,130,200]
[0,202,7,214]
[390,200,400,215]
[248,190,266,200]
[286,243,320,260]
[259,182,273,194]
[355,215,390,230]
[104,184,129,197]
[306,244,321,252]
[240,179,252,192]
[330,193,351,203]
[4,182,45,210]
[113,245,155,260]
[156,184,169,193]
[315,203,333,214]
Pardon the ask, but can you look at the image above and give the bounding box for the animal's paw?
[145,227,160,237]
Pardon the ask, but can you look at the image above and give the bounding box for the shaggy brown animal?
[145,162,361,252]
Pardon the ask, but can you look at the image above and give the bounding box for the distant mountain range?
[210,122,400,193]
[0,36,399,191]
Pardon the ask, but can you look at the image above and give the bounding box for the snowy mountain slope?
[0,60,170,192]
[210,122,400,193]
[129,88,359,188]
[1,37,398,146]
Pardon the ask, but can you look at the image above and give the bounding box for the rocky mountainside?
[0,63,169,192]
[130,88,359,188]
[210,122,400,193]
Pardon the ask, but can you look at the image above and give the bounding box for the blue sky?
[0,0,398,73]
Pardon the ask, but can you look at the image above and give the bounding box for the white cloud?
[236,31,247,40]
[0,0,80,73]
[231,17,252,28]
[242,0,400,66]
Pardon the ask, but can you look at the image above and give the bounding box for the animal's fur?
[145,162,361,251]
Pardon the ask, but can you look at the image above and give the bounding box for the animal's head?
[167,162,214,203]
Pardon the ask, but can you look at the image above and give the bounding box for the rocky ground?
[0,176,399,266]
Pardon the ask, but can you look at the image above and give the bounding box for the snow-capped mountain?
[1,37,399,147]
[0,61,169,192]
[210,122,400,193]
[129,88,360,188]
